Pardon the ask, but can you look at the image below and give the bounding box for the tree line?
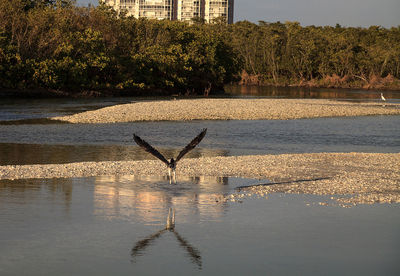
[231,21,400,89]
[1,0,399,96]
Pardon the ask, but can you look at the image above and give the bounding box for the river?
[0,86,399,275]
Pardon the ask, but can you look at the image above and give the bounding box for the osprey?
[133,129,207,183]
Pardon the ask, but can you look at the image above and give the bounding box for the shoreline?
[1,153,399,206]
[2,85,400,99]
[0,87,185,99]
[51,98,400,123]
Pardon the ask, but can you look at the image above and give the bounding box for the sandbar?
[51,99,400,123]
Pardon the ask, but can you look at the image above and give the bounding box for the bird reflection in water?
[131,208,202,269]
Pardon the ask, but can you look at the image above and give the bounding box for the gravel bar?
[51,99,400,123]
[1,153,399,205]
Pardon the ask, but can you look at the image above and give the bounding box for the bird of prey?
[133,129,207,183]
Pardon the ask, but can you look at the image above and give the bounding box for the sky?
[77,0,400,28]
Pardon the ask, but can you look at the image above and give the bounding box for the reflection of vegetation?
[225,85,400,99]
[0,143,228,166]
[0,178,73,209]
[1,0,398,95]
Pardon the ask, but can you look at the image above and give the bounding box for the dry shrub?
[239,70,261,85]
[369,74,380,85]
[361,74,399,89]
[305,78,318,87]
[322,74,342,87]
[382,74,395,84]
[340,75,350,83]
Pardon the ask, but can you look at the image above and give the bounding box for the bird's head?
[168,158,176,169]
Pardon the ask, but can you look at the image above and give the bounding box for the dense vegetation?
[0,0,240,95]
[233,21,400,89]
[1,0,399,96]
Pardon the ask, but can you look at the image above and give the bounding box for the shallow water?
[0,176,399,275]
[1,90,399,275]
[0,116,399,165]
[1,86,399,123]
[0,97,137,122]
[1,88,399,165]
[225,85,400,102]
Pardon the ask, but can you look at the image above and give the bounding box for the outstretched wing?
[175,129,207,162]
[131,229,166,259]
[133,134,169,165]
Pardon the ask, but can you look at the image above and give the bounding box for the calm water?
[1,86,399,122]
[225,85,400,101]
[0,116,399,165]
[1,87,399,275]
[0,176,399,276]
[0,97,138,121]
[0,86,399,165]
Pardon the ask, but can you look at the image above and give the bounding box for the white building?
[102,0,234,24]
[176,0,201,22]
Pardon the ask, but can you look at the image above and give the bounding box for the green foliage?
[0,0,239,94]
[230,21,400,86]
[0,0,399,94]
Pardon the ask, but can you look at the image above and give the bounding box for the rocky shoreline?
[1,153,399,206]
[3,99,399,206]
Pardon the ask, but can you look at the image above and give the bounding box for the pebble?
[1,153,398,206]
[51,99,400,123]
